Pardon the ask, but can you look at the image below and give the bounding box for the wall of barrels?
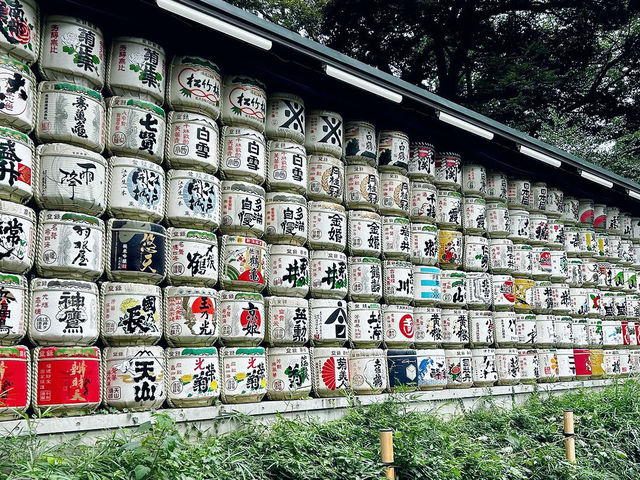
[0,0,638,420]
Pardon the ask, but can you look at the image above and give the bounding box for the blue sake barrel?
[386,349,417,392]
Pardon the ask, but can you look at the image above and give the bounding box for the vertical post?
[563,410,576,464]
[380,429,395,480]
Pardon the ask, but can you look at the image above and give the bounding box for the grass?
[2,380,640,479]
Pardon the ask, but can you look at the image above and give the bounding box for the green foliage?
[2,381,640,479]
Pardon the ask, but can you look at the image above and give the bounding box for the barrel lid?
[112,36,165,53]
[167,227,217,242]
[38,81,103,102]
[109,155,164,172]
[0,55,33,75]
[172,55,220,74]
[0,272,26,287]
[108,96,166,118]
[38,142,107,165]
[223,74,266,91]
[167,110,217,128]
[265,191,306,204]
[31,277,97,292]
[164,285,218,297]
[45,15,103,32]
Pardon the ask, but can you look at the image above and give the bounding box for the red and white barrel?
[547,219,565,250]
[0,127,35,203]
[220,125,268,184]
[165,111,219,173]
[531,246,552,279]
[218,291,264,346]
[529,213,549,245]
[382,304,414,347]
[167,347,220,407]
[265,296,309,346]
[410,181,437,223]
[164,286,219,347]
[578,198,594,227]
[408,141,435,181]
[311,347,350,397]
[266,140,307,194]
[166,55,221,120]
[434,152,462,190]
[0,345,30,419]
[445,348,473,388]
[0,0,39,65]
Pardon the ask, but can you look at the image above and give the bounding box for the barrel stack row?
[0,1,638,420]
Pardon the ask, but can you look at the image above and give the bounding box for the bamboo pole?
[564,410,576,464]
[380,429,395,480]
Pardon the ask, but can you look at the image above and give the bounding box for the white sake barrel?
[104,345,165,410]
[347,210,381,257]
[220,180,264,237]
[268,244,309,297]
[569,287,588,317]
[106,219,166,285]
[461,164,486,197]
[434,152,462,190]
[550,250,568,281]
[607,235,622,263]
[492,274,515,310]
[462,196,486,234]
[411,223,438,265]
[308,201,346,251]
[349,348,387,394]
[552,283,572,314]
[532,281,553,313]
[562,196,579,225]
[587,318,603,347]
[495,348,520,385]
[106,156,165,221]
[578,228,596,258]
[554,315,574,347]
[0,273,26,345]
[380,172,410,217]
[439,270,466,308]
[585,288,602,317]
[603,349,620,377]
[466,272,493,310]
[382,216,410,259]
[619,348,631,377]
[516,313,537,346]
[305,110,343,158]
[221,75,266,131]
[441,308,469,348]
[164,286,219,347]
[531,246,552,279]
[601,291,616,318]
[101,282,162,346]
[266,140,307,194]
[265,296,309,346]
[310,250,348,299]
[512,244,533,278]
[345,164,379,211]
[416,348,447,390]
[37,210,104,281]
[0,126,35,203]
[548,219,565,250]
[546,187,563,218]
[219,236,267,293]
[614,291,628,318]
[486,171,508,201]
[220,125,266,184]
[167,169,221,230]
[531,182,547,213]
[507,178,531,210]
[165,111,219,173]
[378,130,409,173]
[218,291,264,346]
[106,97,166,164]
[414,306,443,347]
[265,93,305,143]
[107,37,165,105]
[529,213,549,245]
[410,181,437,224]
[564,226,582,257]
[573,318,588,347]
[413,265,441,306]
[408,141,435,181]
[166,228,218,287]
[166,347,220,407]
[518,348,539,384]
[507,208,530,243]
[606,206,621,234]
[438,229,463,269]
[514,277,535,312]
[311,347,350,397]
[307,154,344,204]
[463,235,488,272]
[537,348,559,382]
[264,192,307,246]
[267,346,312,400]
[0,200,35,273]
[469,310,494,347]
[489,238,514,274]
[494,311,518,346]
[536,315,556,347]
[620,240,634,266]
[344,121,376,166]
[620,212,632,239]
[29,278,98,346]
[444,348,473,388]
[0,344,29,419]
[568,258,585,286]
[219,347,267,403]
[486,202,510,238]
[435,189,461,229]
[0,0,39,64]
[166,55,221,119]
[348,302,382,347]
[383,260,413,304]
[0,57,35,133]
[348,256,382,302]
[382,304,414,347]
[471,348,497,386]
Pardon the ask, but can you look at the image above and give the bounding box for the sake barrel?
[222,75,267,131]
[486,171,508,201]
[532,281,554,313]
[495,348,520,385]
[463,235,489,273]
[344,121,376,166]
[578,198,594,226]
[578,228,596,257]
[489,238,514,274]
[36,82,105,152]
[435,189,461,229]
[0,200,34,273]
[33,346,101,415]
[547,219,565,250]
[494,311,518,347]
[564,226,582,257]
[107,37,165,105]
[514,278,535,312]
[601,291,616,318]
[546,187,564,218]
[309,250,348,299]
[445,348,473,388]
[414,306,443,347]
[0,56,35,133]
[550,250,568,282]
[507,208,530,243]
[468,310,494,347]
[267,346,312,400]
[531,182,547,213]
[461,164,486,197]
[531,246,552,279]
[507,178,531,210]
[307,154,344,204]
[265,93,305,143]
[516,313,537,346]
[536,315,556,347]
[380,172,410,217]
[561,196,579,225]
[382,304,414,348]
[0,126,35,203]
[411,223,439,266]
[537,348,559,382]
[311,347,350,397]
[268,245,309,297]
[512,244,533,278]
[607,235,622,262]
[348,302,382,347]
[0,273,26,345]
[164,286,219,347]
[107,97,166,164]
[167,169,221,230]
[165,111,219,173]
[101,282,162,346]
[166,228,218,287]
[0,0,39,65]
[378,130,409,173]
[573,318,588,347]
[266,140,307,194]
[345,164,379,211]
[166,347,220,407]
[220,180,264,237]
[218,291,264,346]
[587,318,603,347]
[28,278,98,346]
[106,219,166,284]
[310,298,349,346]
[37,210,104,281]
[603,349,620,377]
[386,349,417,392]
[219,236,267,293]
[409,181,437,223]
[632,218,640,241]
[620,212,633,239]
[552,283,572,314]
[305,110,343,158]
[348,256,382,302]
[0,344,29,419]
[264,191,307,246]
[438,229,463,269]
[434,151,462,190]
[347,210,381,257]
[441,308,469,348]
[104,345,165,410]
[554,315,574,348]
[585,288,602,317]
[413,265,442,306]
[265,296,309,346]
[614,291,628,318]
[437,270,466,308]
[619,348,631,377]
[620,240,634,266]
[568,258,584,286]
[35,143,107,215]
[462,196,487,234]
[518,349,539,384]
[622,319,635,346]
[383,260,413,304]
[382,216,411,259]
[106,156,165,221]
[471,348,497,387]
[408,141,435,181]
[308,201,346,251]
[606,206,621,234]
[220,125,267,184]
[529,213,549,245]
[349,348,387,394]
[166,55,221,119]
[466,273,493,310]
[593,203,607,231]
[492,274,515,311]
[486,202,510,238]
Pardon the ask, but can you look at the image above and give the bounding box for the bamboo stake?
[564,410,576,464]
[380,429,395,480]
